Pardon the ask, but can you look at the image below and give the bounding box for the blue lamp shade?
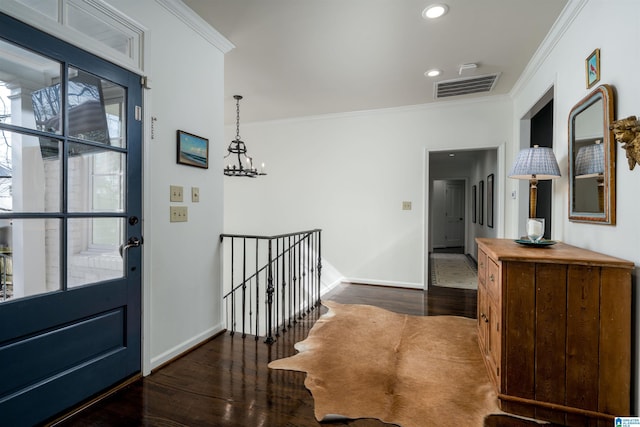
[575,141,604,178]
[508,145,561,180]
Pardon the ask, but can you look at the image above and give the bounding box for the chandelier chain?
[235,97,241,140]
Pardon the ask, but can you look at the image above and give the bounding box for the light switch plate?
[402,201,412,210]
[170,185,183,202]
[192,187,200,202]
[170,206,188,222]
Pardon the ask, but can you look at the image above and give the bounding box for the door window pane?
[0,218,61,303]
[104,93,126,148]
[68,142,124,213]
[0,38,62,133]
[0,129,61,213]
[68,67,126,148]
[67,2,133,57]
[67,217,124,288]
[15,0,59,21]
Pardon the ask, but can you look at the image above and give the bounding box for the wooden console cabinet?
[476,238,633,426]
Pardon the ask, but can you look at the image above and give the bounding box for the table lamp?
[508,145,561,219]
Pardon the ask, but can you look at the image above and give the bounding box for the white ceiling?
[182,0,568,124]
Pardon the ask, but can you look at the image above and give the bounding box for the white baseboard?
[341,278,424,290]
[320,277,346,296]
[149,322,225,372]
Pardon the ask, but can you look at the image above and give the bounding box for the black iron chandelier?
[224,95,266,177]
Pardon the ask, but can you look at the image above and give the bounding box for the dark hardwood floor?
[52,281,559,427]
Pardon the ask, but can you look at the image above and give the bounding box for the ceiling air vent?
[434,73,501,99]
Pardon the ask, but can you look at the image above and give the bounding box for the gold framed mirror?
[568,84,615,224]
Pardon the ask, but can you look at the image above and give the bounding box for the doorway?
[426,147,500,290]
[0,14,143,425]
[530,99,554,238]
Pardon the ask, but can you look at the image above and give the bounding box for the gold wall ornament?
[610,115,640,170]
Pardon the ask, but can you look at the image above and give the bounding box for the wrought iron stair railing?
[220,229,322,343]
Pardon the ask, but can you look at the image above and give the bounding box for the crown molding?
[155,0,234,54]
[510,0,589,98]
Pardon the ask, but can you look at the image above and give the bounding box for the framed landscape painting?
[177,130,209,169]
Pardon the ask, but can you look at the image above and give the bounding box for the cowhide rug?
[268,301,501,426]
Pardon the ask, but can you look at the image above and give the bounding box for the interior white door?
[443,180,465,247]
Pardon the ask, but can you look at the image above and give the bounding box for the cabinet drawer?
[487,257,500,300]
[478,249,488,285]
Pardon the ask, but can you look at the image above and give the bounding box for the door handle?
[120,236,143,257]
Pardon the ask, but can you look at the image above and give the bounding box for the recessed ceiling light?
[422,4,449,19]
[425,69,442,78]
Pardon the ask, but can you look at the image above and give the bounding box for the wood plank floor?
[54,282,560,427]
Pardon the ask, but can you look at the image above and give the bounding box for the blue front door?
[0,14,143,425]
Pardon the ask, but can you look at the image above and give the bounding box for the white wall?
[224,97,511,289]
[469,150,499,258]
[509,0,640,412]
[103,0,226,372]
